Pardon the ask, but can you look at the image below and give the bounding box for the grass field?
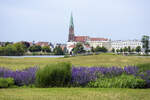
[0,54,150,70]
[0,54,150,100]
[0,88,150,100]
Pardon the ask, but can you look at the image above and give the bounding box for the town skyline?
[0,0,150,43]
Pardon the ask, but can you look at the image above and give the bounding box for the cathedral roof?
[74,36,90,42]
[90,38,108,41]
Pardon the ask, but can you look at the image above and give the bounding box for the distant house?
[35,42,49,47]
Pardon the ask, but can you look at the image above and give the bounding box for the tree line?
[112,46,142,54]
[72,43,108,55]
[0,42,65,56]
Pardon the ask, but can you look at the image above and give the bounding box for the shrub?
[88,74,145,88]
[0,78,14,88]
[35,62,72,87]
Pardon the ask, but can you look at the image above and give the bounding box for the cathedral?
[67,13,111,53]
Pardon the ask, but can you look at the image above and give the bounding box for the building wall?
[87,41,111,51]
[111,40,142,50]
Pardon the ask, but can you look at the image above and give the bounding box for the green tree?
[20,42,30,52]
[53,46,64,55]
[128,46,131,53]
[123,47,128,52]
[5,42,12,47]
[73,43,85,54]
[42,46,51,52]
[101,46,108,53]
[112,48,115,53]
[120,48,123,53]
[0,47,5,56]
[142,35,149,54]
[29,45,42,52]
[135,46,141,53]
[116,49,120,53]
[14,43,25,56]
[91,46,95,52]
[4,44,17,56]
[95,46,107,53]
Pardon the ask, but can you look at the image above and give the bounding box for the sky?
[0,0,150,43]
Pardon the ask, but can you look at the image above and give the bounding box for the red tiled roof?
[90,38,108,41]
[74,36,89,42]
[36,42,49,46]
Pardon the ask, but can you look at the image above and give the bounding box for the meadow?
[0,54,150,100]
[0,88,150,100]
[0,53,150,70]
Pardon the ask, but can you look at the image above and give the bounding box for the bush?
[0,78,14,88]
[88,74,145,88]
[35,62,72,87]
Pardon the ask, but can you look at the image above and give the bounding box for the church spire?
[68,12,75,42]
[69,12,74,28]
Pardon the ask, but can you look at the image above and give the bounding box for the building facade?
[111,40,143,51]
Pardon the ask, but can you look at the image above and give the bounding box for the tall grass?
[137,63,150,72]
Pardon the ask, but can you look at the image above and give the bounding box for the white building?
[111,40,143,51]
[87,39,111,51]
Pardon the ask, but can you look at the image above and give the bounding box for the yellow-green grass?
[0,54,150,70]
[0,88,150,100]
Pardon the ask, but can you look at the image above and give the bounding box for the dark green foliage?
[116,49,120,53]
[142,35,149,54]
[95,46,108,52]
[112,48,115,53]
[88,74,145,88]
[29,45,42,52]
[21,41,30,48]
[73,43,85,54]
[0,43,26,56]
[120,48,123,52]
[91,47,95,52]
[135,46,141,53]
[14,43,25,56]
[42,46,51,52]
[35,62,72,87]
[0,78,14,88]
[123,47,128,52]
[53,46,64,55]
[4,44,17,56]
[128,46,131,53]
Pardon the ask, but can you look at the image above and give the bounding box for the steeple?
[68,12,75,42]
[69,12,74,28]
